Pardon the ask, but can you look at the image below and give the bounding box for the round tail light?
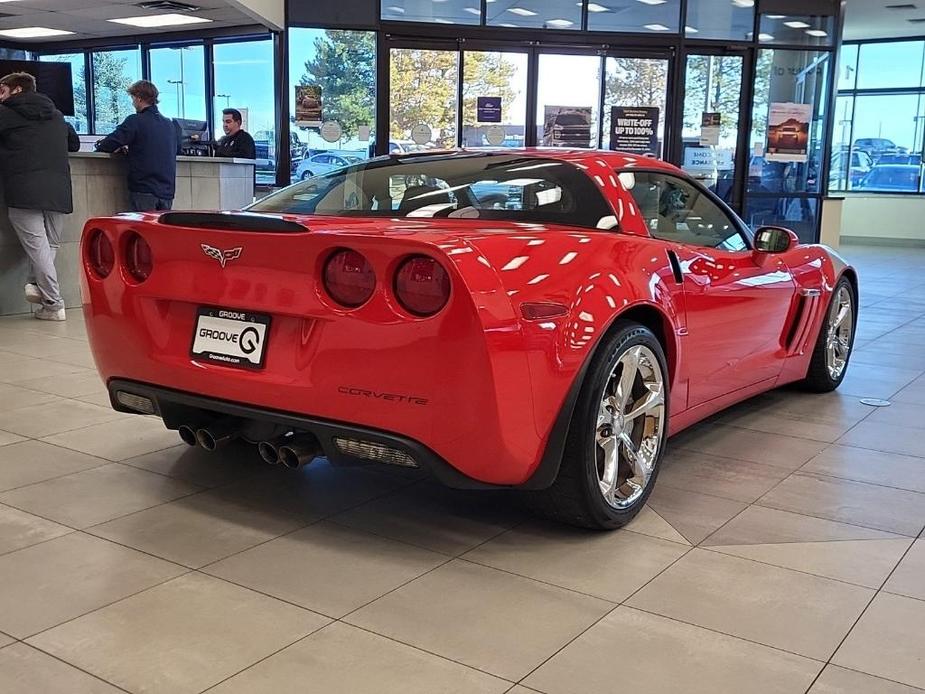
[394,255,450,316]
[323,249,376,308]
[124,232,153,282]
[86,229,114,278]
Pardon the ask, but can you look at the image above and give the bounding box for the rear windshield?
[248,152,617,229]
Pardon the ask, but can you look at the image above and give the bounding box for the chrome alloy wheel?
[825,285,854,380]
[595,345,666,509]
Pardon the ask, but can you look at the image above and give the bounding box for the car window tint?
[250,153,616,229]
[620,170,747,251]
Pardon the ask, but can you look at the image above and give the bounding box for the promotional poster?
[294,85,322,127]
[609,106,659,156]
[700,112,721,146]
[766,102,812,162]
[543,106,593,147]
[477,97,503,123]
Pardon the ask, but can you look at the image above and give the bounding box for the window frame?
[617,168,754,251]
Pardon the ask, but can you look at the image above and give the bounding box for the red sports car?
[80,150,857,529]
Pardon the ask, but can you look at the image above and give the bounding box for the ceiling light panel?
[0,26,74,38]
[108,13,213,27]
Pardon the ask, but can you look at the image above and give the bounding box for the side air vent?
[784,296,806,351]
[137,1,201,11]
[158,212,308,234]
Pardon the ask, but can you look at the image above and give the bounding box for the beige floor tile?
[758,472,925,536]
[658,449,791,503]
[74,391,113,408]
[809,665,924,694]
[0,464,200,529]
[704,505,904,546]
[332,482,524,555]
[16,371,105,399]
[205,521,446,617]
[803,444,925,494]
[714,411,852,443]
[884,539,925,601]
[524,607,821,694]
[0,632,12,648]
[42,416,182,461]
[209,621,511,694]
[211,460,412,524]
[0,383,60,413]
[674,425,828,471]
[853,347,925,371]
[0,440,109,493]
[0,352,87,385]
[44,351,96,369]
[623,505,690,545]
[893,377,925,406]
[646,483,748,545]
[0,399,121,438]
[0,503,71,555]
[838,421,925,459]
[708,539,912,588]
[833,592,925,689]
[0,532,185,638]
[865,401,925,431]
[462,522,687,602]
[90,491,306,569]
[838,364,922,400]
[0,430,25,447]
[29,573,329,694]
[121,442,265,488]
[346,559,613,681]
[0,642,122,693]
[627,549,874,660]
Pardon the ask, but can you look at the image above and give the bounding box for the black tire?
[524,321,670,530]
[301,171,313,180]
[802,276,857,393]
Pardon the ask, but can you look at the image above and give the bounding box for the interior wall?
[840,195,925,244]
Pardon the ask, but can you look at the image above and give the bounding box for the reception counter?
[0,152,256,316]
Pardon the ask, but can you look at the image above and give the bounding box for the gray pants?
[7,207,65,310]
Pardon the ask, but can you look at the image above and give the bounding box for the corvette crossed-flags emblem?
[201,244,243,268]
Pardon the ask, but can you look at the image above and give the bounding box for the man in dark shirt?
[95,80,180,212]
[214,108,256,159]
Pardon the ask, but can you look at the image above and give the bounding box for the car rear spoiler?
[157,212,308,234]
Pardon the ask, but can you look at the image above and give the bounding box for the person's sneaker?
[33,306,66,321]
[24,283,42,304]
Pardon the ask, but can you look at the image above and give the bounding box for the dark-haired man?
[96,79,180,212]
[214,108,256,159]
[0,71,80,321]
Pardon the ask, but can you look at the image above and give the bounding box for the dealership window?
[91,47,141,135]
[486,0,581,30]
[589,0,680,33]
[461,51,529,148]
[288,28,376,184]
[381,0,480,24]
[602,57,669,157]
[758,14,835,47]
[213,38,275,184]
[149,44,206,122]
[37,53,89,134]
[685,0,754,41]
[745,49,831,241]
[833,39,925,195]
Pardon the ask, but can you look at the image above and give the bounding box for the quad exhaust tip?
[177,424,198,446]
[194,417,242,452]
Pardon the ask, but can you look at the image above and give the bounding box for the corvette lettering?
[338,386,428,406]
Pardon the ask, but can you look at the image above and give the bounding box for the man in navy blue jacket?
[96,80,181,212]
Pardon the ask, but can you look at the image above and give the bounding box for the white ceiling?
[844,0,925,41]
[0,0,260,43]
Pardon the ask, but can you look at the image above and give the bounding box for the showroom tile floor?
[0,243,924,693]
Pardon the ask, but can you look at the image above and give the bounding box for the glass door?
[461,49,529,148]
[602,55,671,158]
[536,52,602,149]
[389,46,459,151]
[680,53,745,205]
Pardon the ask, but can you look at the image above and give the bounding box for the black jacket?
[214,129,256,159]
[0,92,80,213]
[96,105,180,199]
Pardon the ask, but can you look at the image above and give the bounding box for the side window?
[620,171,747,251]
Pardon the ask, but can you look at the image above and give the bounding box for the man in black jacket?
[0,72,80,321]
[214,108,256,159]
[95,80,180,212]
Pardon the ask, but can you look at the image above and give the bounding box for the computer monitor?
[174,118,210,151]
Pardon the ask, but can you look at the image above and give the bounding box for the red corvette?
[80,150,857,529]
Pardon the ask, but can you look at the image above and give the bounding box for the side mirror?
[754,226,799,254]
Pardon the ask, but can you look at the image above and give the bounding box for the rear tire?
[524,321,669,530]
[802,277,857,392]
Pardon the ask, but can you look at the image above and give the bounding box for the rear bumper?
[108,378,500,490]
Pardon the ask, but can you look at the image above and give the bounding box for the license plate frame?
[190,306,271,370]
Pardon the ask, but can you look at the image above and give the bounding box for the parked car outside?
[856,163,922,192]
[294,152,365,180]
[853,137,908,160]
